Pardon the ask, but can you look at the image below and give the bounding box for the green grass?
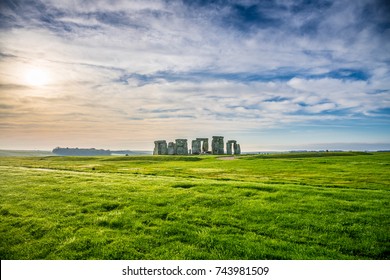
[0,152,389,259]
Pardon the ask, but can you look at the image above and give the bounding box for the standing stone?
[226,140,234,155]
[226,140,237,155]
[192,139,201,155]
[196,138,209,153]
[153,142,159,155]
[234,143,241,155]
[168,142,176,155]
[175,139,188,155]
[226,142,232,155]
[202,139,209,153]
[161,142,168,155]
[153,140,168,155]
[212,136,224,155]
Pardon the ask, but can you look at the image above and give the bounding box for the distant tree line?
[52,147,111,156]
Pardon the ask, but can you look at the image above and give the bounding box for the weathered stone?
[192,139,201,155]
[212,136,224,155]
[202,140,209,153]
[153,140,168,155]
[234,143,241,155]
[226,144,232,155]
[175,139,188,155]
[226,140,236,155]
[153,142,159,155]
[168,142,176,155]
[196,138,209,153]
[226,140,241,155]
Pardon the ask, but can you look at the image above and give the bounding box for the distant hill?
[0,150,54,157]
[52,147,111,156]
[0,149,152,157]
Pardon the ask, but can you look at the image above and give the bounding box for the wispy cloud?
[0,0,389,150]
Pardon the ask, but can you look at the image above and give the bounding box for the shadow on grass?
[171,184,197,189]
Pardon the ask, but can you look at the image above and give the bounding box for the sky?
[0,0,389,151]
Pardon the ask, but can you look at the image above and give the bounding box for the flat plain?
[0,152,389,259]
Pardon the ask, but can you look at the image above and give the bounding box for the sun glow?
[24,67,50,86]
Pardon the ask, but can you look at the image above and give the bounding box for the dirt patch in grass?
[217,156,236,160]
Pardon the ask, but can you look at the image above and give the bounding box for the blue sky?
[0,0,389,151]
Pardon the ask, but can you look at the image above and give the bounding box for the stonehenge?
[167,142,176,155]
[175,139,189,155]
[153,136,241,155]
[226,140,234,155]
[192,138,209,155]
[197,138,209,153]
[226,140,241,155]
[153,140,168,155]
[234,143,241,155]
[212,136,225,155]
[154,139,189,155]
[191,139,202,155]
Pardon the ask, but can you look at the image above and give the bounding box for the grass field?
[0,152,389,259]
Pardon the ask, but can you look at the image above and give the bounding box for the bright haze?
[0,0,389,151]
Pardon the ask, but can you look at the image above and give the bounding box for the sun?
[24,67,50,87]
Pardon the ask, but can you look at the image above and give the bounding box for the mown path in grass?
[0,152,389,259]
